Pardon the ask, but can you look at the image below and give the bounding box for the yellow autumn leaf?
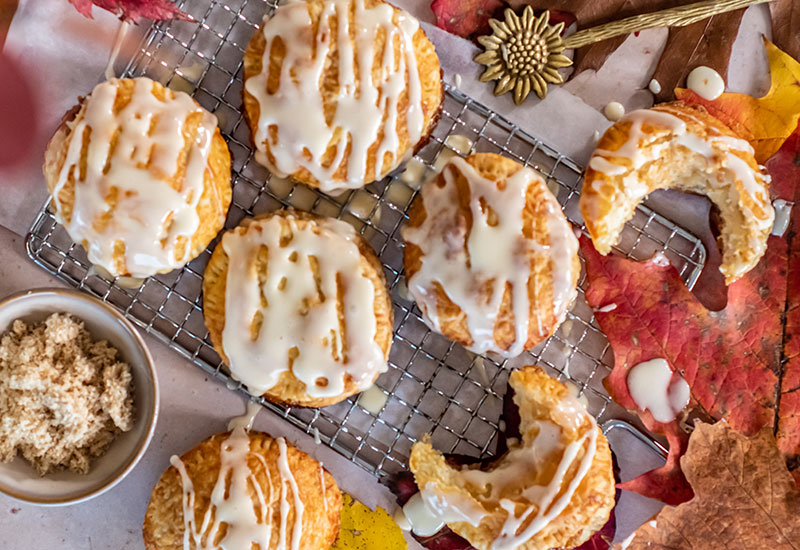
[332,494,408,550]
[675,38,800,163]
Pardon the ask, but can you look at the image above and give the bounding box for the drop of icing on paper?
[627,358,690,423]
[445,134,474,156]
[472,356,490,387]
[357,385,388,415]
[687,66,725,100]
[402,492,446,536]
[453,73,463,88]
[603,101,625,122]
[398,158,428,189]
[648,79,661,95]
[771,199,793,236]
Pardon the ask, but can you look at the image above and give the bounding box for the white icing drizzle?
[420,395,599,549]
[170,428,305,550]
[627,358,690,423]
[620,532,637,549]
[245,0,425,191]
[648,78,661,95]
[420,483,486,527]
[687,66,725,100]
[220,214,387,398]
[227,400,263,431]
[105,21,130,80]
[402,156,578,357]
[52,77,218,277]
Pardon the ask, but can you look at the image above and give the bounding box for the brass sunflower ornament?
[473,0,770,105]
[475,7,571,104]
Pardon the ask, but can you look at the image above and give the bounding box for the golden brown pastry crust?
[410,366,615,550]
[142,430,342,550]
[242,0,443,190]
[202,210,393,407]
[403,152,580,355]
[42,78,231,278]
[580,102,773,284]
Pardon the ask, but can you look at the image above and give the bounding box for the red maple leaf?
[68,0,190,23]
[581,129,800,503]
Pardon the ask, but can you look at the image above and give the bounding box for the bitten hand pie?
[409,365,615,550]
[143,428,342,550]
[402,152,580,357]
[43,77,231,279]
[202,210,393,407]
[580,102,774,284]
[243,0,443,192]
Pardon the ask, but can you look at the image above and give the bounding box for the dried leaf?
[613,423,800,550]
[67,0,190,23]
[430,0,505,40]
[770,0,800,63]
[333,494,408,550]
[676,39,800,163]
[582,230,786,503]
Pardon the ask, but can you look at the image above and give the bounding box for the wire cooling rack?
[26,0,703,476]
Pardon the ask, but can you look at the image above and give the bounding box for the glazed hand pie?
[409,365,615,550]
[202,210,393,407]
[402,152,580,357]
[243,0,443,193]
[143,428,342,550]
[43,77,231,279]
[580,102,774,284]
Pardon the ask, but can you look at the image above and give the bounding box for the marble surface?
[0,0,777,548]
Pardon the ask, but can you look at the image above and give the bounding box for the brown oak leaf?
[613,423,800,550]
[770,0,800,63]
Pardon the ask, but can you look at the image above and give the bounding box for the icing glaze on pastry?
[409,366,615,550]
[170,428,305,550]
[402,154,579,357]
[219,214,386,398]
[51,77,219,278]
[582,103,773,284]
[244,0,425,191]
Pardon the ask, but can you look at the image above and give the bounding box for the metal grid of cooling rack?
[26,0,704,477]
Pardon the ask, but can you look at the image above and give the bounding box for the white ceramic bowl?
[0,288,158,505]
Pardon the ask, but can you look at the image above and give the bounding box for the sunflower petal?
[542,21,565,41]
[504,8,519,32]
[542,66,564,84]
[513,76,531,105]
[478,35,503,49]
[533,72,548,98]
[488,19,509,39]
[533,10,549,34]
[521,6,533,30]
[480,64,505,82]
[474,50,500,65]
[548,53,572,68]
[495,74,515,95]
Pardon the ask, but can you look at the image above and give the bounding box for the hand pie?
[580,102,774,284]
[43,77,231,278]
[202,210,393,407]
[143,428,342,550]
[409,365,615,550]
[402,152,580,357]
[243,0,443,193]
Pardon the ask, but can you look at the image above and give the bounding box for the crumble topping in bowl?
[0,313,134,475]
